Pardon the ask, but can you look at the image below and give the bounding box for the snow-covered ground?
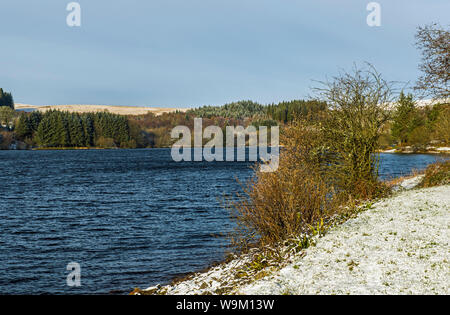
[142,178,449,295]
[239,185,449,295]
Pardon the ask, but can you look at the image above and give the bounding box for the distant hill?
[14,104,189,116]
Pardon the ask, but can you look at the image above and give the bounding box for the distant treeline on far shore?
[0,94,449,150]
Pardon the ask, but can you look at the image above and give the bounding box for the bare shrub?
[414,23,450,100]
[229,120,340,249]
[315,64,394,199]
[0,131,14,149]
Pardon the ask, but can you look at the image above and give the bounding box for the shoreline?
[378,147,450,155]
[3,147,450,153]
[1,142,449,153]
[132,176,449,295]
[4,145,284,151]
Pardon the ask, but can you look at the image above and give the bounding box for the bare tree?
[314,64,395,197]
[415,23,450,100]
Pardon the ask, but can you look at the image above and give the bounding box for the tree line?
[188,100,265,119]
[265,100,327,123]
[188,99,328,123]
[5,95,448,150]
[15,110,136,148]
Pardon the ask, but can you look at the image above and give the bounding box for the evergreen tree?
[36,114,55,146]
[57,112,71,147]
[391,92,421,145]
[15,114,33,139]
[29,111,43,132]
[68,114,86,147]
[0,88,15,109]
[82,114,95,146]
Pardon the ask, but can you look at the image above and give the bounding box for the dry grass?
[229,121,342,249]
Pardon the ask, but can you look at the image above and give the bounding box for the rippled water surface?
[0,149,446,294]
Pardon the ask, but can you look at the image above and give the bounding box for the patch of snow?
[436,147,450,152]
[399,175,425,190]
[391,175,425,192]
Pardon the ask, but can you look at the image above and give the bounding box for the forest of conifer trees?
[0,88,14,109]
[15,110,135,148]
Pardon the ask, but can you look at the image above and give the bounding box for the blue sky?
[0,0,449,108]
